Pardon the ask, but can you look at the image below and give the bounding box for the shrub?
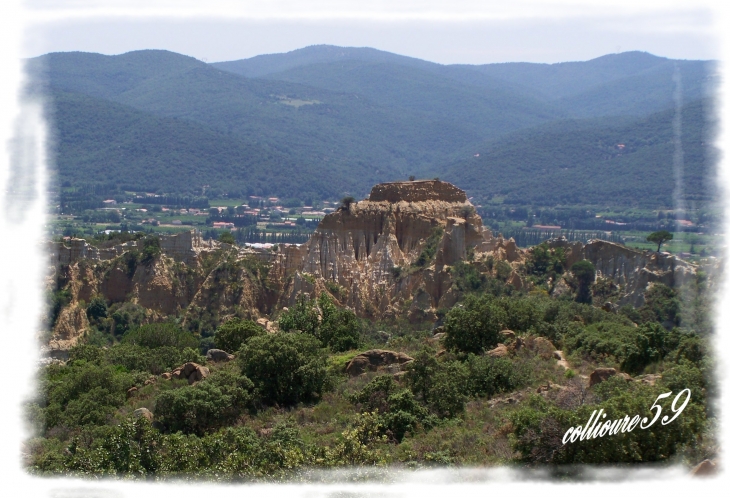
[412,226,444,268]
[509,382,705,464]
[140,236,161,264]
[105,344,202,375]
[39,361,138,432]
[349,375,433,442]
[464,354,528,398]
[621,322,680,374]
[278,293,320,336]
[317,294,360,352]
[639,283,681,326]
[122,323,198,350]
[214,318,265,353]
[279,293,361,352]
[240,332,329,407]
[570,260,595,304]
[405,350,467,419]
[443,294,507,354]
[109,302,146,336]
[562,321,637,365]
[85,296,108,322]
[218,231,235,245]
[154,369,254,436]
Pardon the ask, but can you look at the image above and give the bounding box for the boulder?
[160,372,172,380]
[133,407,153,422]
[346,350,414,377]
[206,349,235,362]
[589,368,617,387]
[126,386,138,398]
[499,329,516,341]
[690,459,717,477]
[171,362,210,384]
[486,343,509,358]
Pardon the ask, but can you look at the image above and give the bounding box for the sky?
[20,1,720,64]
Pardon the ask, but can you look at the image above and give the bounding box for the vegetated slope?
[35,50,547,196]
[50,90,349,198]
[438,98,716,208]
[221,48,714,120]
[33,48,717,205]
[256,60,563,132]
[465,51,711,99]
[211,44,437,78]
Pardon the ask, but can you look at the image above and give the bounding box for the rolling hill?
[29,46,718,207]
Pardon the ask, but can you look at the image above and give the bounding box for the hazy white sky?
[21,1,719,64]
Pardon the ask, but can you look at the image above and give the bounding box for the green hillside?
[438,98,717,208]
[51,90,343,198]
[31,47,718,208]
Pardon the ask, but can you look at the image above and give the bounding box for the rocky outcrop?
[277,180,495,319]
[206,349,235,362]
[486,344,509,358]
[368,180,467,203]
[589,367,617,387]
[171,362,210,384]
[690,459,718,477]
[133,407,154,422]
[544,237,698,307]
[345,350,414,377]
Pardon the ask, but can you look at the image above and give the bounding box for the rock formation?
[274,180,498,318]
[45,180,712,351]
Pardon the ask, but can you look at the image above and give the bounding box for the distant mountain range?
[29,45,718,207]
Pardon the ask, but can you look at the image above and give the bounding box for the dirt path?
[553,350,588,380]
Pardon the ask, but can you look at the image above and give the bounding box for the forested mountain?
[30,46,717,206]
[437,98,717,207]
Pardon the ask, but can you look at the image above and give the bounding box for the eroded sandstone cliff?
[46,180,710,350]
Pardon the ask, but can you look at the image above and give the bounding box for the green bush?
[405,350,467,419]
[154,369,254,436]
[621,322,680,374]
[214,318,265,353]
[49,288,72,327]
[639,283,681,326]
[240,332,329,407]
[349,375,433,442]
[510,382,706,464]
[109,302,146,336]
[443,294,507,353]
[279,293,361,352]
[106,344,202,375]
[317,294,360,352]
[38,361,139,432]
[278,293,320,336]
[85,296,108,322]
[464,354,528,398]
[570,260,595,304]
[140,236,161,264]
[562,321,637,365]
[122,322,198,350]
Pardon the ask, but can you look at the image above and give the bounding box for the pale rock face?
[276,180,496,320]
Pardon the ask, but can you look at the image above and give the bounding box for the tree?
[218,231,235,245]
[214,318,265,353]
[571,260,595,304]
[408,175,416,181]
[86,296,108,322]
[240,332,329,406]
[443,294,507,354]
[340,196,356,212]
[647,230,673,252]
